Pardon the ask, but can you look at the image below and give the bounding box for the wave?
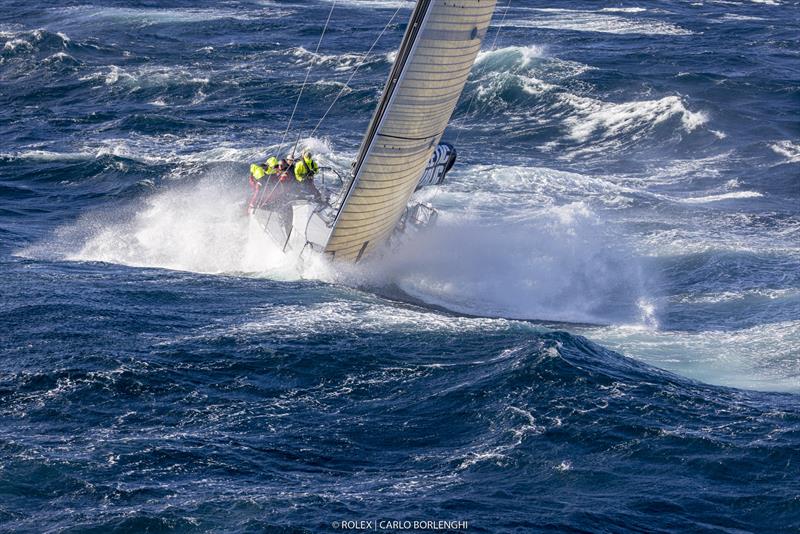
[561,94,707,144]
[473,44,593,82]
[2,150,97,162]
[635,210,800,257]
[18,137,342,273]
[55,6,276,27]
[507,9,694,36]
[599,7,648,13]
[460,45,709,158]
[476,45,547,68]
[79,65,209,90]
[20,155,648,327]
[770,140,800,163]
[317,0,414,9]
[496,84,707,158]
[290,46,388,72]
[716,13,768,22]
[2,136,340,173]
[343,202,649,326]
[1,28,70,56]
[678,191,763,204]
[582,319,800,393]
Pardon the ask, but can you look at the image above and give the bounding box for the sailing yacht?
[253,0,497,263]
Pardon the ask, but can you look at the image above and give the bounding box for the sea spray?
[59,172,301,276]
[345,202,649,325]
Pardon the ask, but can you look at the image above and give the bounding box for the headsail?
[324,0,497,262]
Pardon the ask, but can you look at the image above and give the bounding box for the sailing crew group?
[248,149,321,210]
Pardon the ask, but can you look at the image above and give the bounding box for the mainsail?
[323,0,497,261]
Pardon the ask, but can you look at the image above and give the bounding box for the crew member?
[295,149,319,181]
[293,149,322,202]
[248,160,268,211]
[276,158,293,183]
[265,156,279,177]
[248,156,282,211]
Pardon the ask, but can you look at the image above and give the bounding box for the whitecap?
[770,140,800,163]
[56,6,268,26]
[560,94,707,153]
[581,320,800,393]
[476,45,547,68]
[678,191,763,204]
[508,9,694,36]
[599,7,648,13]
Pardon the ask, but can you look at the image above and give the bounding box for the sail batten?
[324,0,497,261]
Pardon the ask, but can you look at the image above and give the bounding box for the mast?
[325,0,497,262]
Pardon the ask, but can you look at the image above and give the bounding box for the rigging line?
[277,0,338,158]
[453,0,512,147]
[304,5,403,143]
[257,2,337,209]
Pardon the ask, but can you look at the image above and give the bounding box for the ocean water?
[1,0,799,532]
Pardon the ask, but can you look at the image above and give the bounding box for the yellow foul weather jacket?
[295,156,318,182]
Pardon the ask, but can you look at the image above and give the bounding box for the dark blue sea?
[2,0,799,532]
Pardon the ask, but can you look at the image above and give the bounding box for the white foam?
[508,10,694,36]
[673,288,799,305]
[717,13,767,21]
[57,6,271,26]
[473,44,593,83]
[341,202,648,326]
[599,7,648,13]
[43,51,75,63]
[563,94,707,143]
[317,0,413,8]
[466,48,706,157]
[3,38,32,52]
[80,65,209,89]
[58,173,303,276]
[770,140,800,163]
[581,320,800,393]
[216,300,514,340]
[554,461,573,472]
[637,220,800,257]
[5,149,94,162]
[290,46,391,73]
[678,191,763,204]
[1,28,64,51]
[476,45,547,68]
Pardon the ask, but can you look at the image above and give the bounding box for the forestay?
[324,0,497,261]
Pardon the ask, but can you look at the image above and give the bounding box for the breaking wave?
[462,45,708,159]
[1,28,70,58]
[291,46,389,72]
[771,140,800,163]
[55,6,272,26]
[677,191,763,204]
[556,94,708,156]
[508,8,694,36]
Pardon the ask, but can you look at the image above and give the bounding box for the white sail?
[324,0,497,262]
